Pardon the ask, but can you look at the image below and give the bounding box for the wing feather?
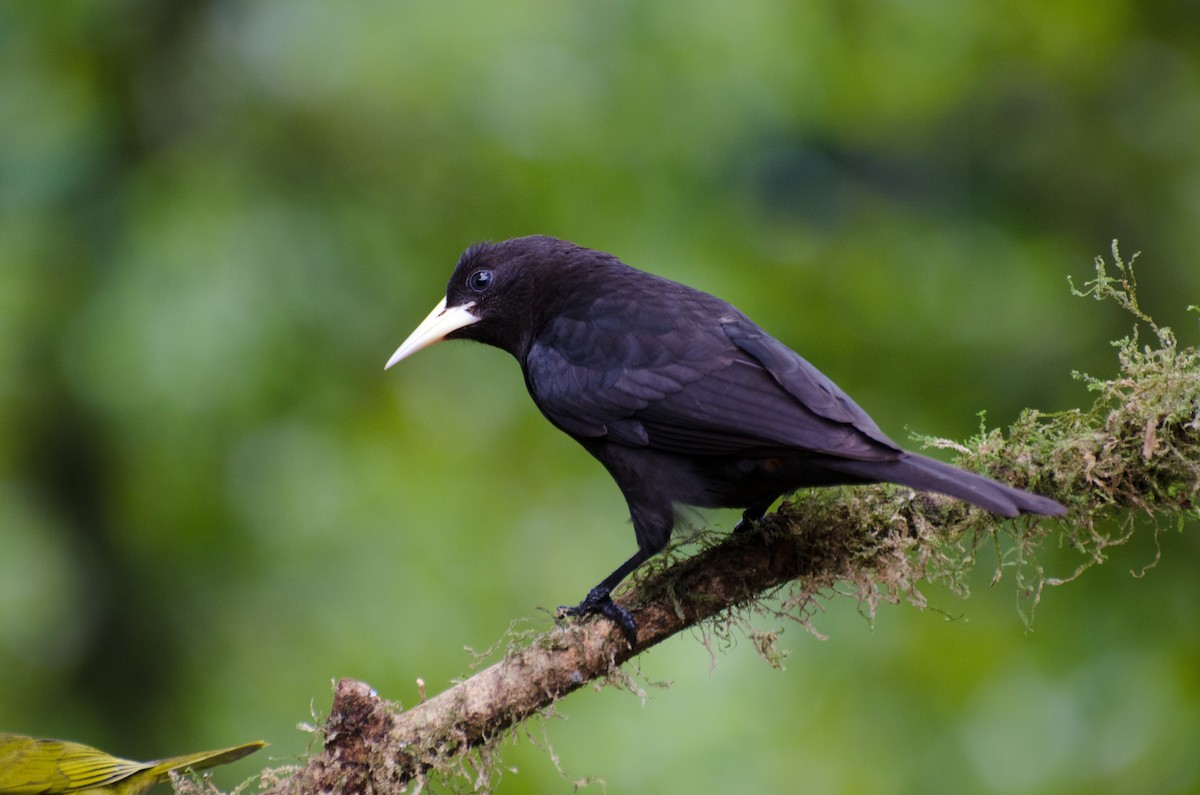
[524,298,901,461]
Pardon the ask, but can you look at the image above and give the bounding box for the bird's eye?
[467,269,493,293]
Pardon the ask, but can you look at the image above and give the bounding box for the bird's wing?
[526,310,900,461]
[524,323,707,448]
[720,317,899,451]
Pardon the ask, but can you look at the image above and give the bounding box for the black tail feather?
[830,452,1065,518]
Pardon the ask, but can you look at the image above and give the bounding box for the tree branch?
[261,493,919,794]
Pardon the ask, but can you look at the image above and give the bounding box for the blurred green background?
[2,2,1198,793]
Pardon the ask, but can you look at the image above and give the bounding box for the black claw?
[733,508,764,535]
[734,508,779,543]
[558,584,610,618]
[598,599,638,646]
[557,586,638,646]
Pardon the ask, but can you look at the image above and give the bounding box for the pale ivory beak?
[385,297,480,369]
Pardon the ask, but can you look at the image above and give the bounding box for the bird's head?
[386,235,595,368]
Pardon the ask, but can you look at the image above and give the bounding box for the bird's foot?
[734,509,781,545]
[733,508,766,535]
[558,586,638,647]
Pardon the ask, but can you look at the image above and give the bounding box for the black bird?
[387,236,1065,642]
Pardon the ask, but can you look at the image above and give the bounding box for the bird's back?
[522,252,899,464]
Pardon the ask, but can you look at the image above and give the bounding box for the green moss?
[759,240,1199,633]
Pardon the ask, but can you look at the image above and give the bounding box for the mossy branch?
[258,243,1197,794]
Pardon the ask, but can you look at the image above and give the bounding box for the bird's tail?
[149,741,267,779]
[829,452,1065,518]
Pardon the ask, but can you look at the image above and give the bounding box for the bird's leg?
[558,548,651,646]
[733,501,772,535]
